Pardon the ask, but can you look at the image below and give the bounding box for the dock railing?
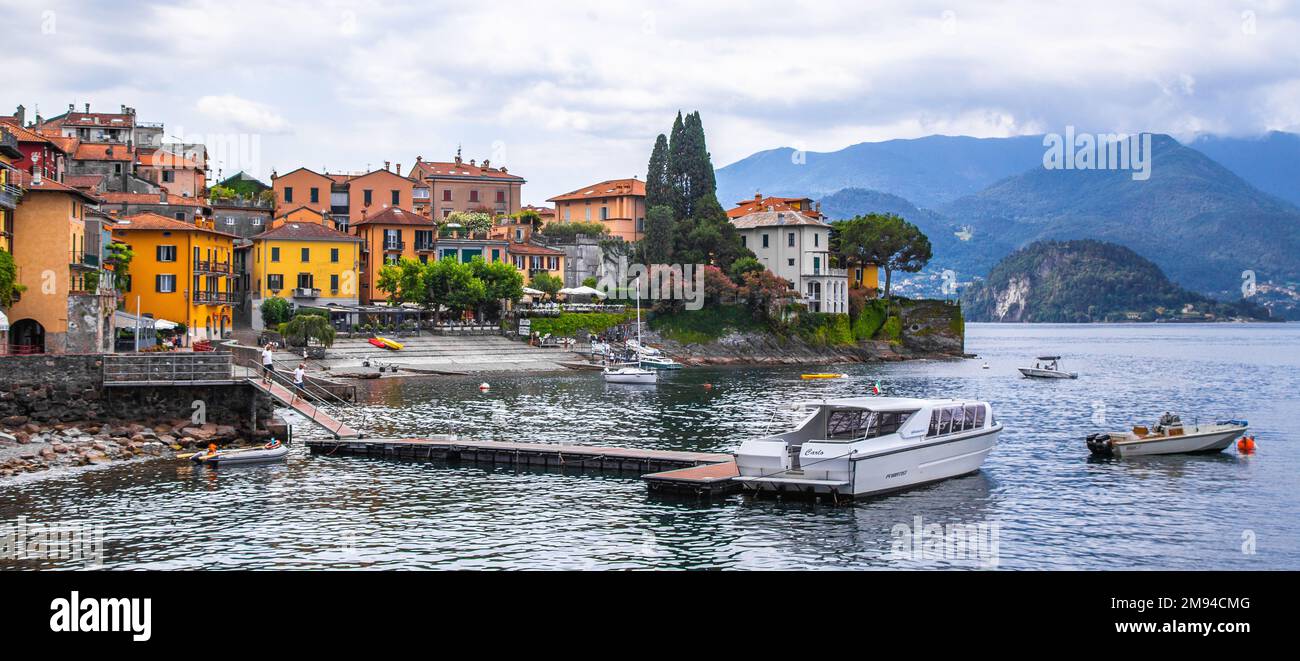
[103,353,235,384]
[230,350,368,438]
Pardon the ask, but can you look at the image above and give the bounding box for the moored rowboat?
[191,443,289,466]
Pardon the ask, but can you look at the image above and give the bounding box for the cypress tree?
[643,205,675,265]
[666,111,689,219]
[645,134,671,209]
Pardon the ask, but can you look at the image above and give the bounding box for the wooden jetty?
[306,436,742,496]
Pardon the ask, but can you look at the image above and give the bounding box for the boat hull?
[738,427,1000,497]
[1018,367,1077,379]
[639,360,682,370]
[193,445,289,466]
[603,370,658,384]
[1109,425,1245,458]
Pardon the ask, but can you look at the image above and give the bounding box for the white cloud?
[195,95,290,134]
[4,0,1299,201]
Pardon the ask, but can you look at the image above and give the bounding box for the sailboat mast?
[635,276,642,347]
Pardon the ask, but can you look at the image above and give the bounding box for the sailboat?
[604,278,658,385]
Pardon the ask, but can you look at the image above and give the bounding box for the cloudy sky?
[5,0,1299,204]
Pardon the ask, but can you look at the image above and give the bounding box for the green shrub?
[648,305,763,344]
[852,299,888,341]
[880,315,903,344]
[528,311,634,337]
[794,312,854,347]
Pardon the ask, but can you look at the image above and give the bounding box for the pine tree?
[645,134,671,209]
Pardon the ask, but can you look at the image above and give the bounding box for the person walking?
[261,343,275,383]
[293,363,307,392]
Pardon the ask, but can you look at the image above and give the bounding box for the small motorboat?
[1018,356,1078,379]
[602,366,658,385]
[801,373,847,380]
[639,355,683,370]
[191,442,289,466]
[1086,413,1248,458]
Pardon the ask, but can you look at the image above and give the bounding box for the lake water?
[2,323,1297,569]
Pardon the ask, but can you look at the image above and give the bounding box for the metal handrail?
[234,353,368,437]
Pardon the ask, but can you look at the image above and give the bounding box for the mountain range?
[716,131,1300,299]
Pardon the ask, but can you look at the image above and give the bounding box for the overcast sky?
[6,0,1299,205]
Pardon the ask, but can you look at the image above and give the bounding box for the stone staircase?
[315,334,588,373]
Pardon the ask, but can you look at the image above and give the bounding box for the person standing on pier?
[261,344,275,383]
[293,363,306,392]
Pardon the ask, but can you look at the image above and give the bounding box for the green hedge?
[852,299,888,341]
[648,305,764,344]
[794,312,855,346]
[528,311,634,337]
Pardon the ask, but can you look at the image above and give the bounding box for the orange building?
[271,167,334,217]
[345,167,418,224]
[491,218,565,284]
[547,177,645,242]
[350,206,436,304]
[408,154,524,220]
[137,149,206,198]
[726,193,824,220]
[113,213,239,341]
[5,173,115,353]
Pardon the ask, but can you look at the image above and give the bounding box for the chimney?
[14,105,24,126]
[396,163,402,175]
[482,159,489,169]
[85,103,90,113]
[500,166,507,173]
[69,103,75,113]
[469,159,476,167]
[120,104,126,113]
[754,192,762,203]
[384,160,390,172]
[416,156,423,162]
[454,153,462,165]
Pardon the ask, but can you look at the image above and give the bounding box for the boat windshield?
[825,409,915,440]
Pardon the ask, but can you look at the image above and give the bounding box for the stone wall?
[0,353,273,436]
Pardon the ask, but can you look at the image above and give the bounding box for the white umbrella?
[522,287,544,296]
[154,318,179,331]
[0,310,8,332]
[558,285,607,298]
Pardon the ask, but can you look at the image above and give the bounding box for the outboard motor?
[1086,433,1113,457]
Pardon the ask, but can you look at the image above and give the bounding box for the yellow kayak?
[801,373,847,380]
[377,336,403,350]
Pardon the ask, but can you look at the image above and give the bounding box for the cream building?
[730,209,849,314]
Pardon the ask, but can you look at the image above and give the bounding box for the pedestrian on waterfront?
[261,343,275,383]
[294,363,306,391]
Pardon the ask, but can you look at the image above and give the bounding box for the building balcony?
[382,241,404,251]
[439,228,489,240]
[192,290,235,305]
[70,251,100,269]
[193,259,233,274]
[414,242,436,252]
[801,267,848,278]
[292,287,321,299]
[0,129,21,159]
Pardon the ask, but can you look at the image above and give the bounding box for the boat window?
[826,409,915,440]
[938,408,953,435]
[974,404,986,428]
[963,405,978,431]
[929,410,940,436]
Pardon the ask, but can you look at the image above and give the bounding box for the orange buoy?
[1237,436,1256,454]
[703,383,713,390]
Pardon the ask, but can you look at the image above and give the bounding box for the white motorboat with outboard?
[1018,356,1078,379]
[1086,412,1247,457]
[734,397,1001,497]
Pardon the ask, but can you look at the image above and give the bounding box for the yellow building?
[113,213,238,341]
[5,175,112,353]
[848,261,881,295]
[249,219,362,329]
[1,125,22,253]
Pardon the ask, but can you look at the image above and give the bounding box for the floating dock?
[306,436,742,496]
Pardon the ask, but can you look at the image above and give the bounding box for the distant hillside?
[1188,132,1300,208]
[939,134,1300,296]
[962,240,1270,322]
[715,134,1046,209]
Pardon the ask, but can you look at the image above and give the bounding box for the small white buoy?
[982,363,990,369]
[478,382,490,392]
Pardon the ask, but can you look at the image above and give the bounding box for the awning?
[522,287,544,296]
[558,286,607,299]
[0,310,8,332]
[154,318,179,331]
[114,310,155,330]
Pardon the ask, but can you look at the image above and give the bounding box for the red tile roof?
[729,209,830,229]
[114,212,239,238]
[14,171,103,202]
[73,142,133,162]
[506,241,564,256]
[252,221,361,243]
[138,149,202,170]
[100,192,210,207]
[47,112,135,128]
[64,174,106,191]
[409,157,524,182]
[548,178,644,203]
[0,119,64,151]
[727,194,823,219]
[352,206,434,227]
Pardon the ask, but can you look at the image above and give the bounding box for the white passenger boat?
[734,397,1001,497]
[1086,413,1247,458]
[1018,356,1078,379]
[639,355,683,370]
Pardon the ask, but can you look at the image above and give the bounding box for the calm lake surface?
[3,323,1297,569]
